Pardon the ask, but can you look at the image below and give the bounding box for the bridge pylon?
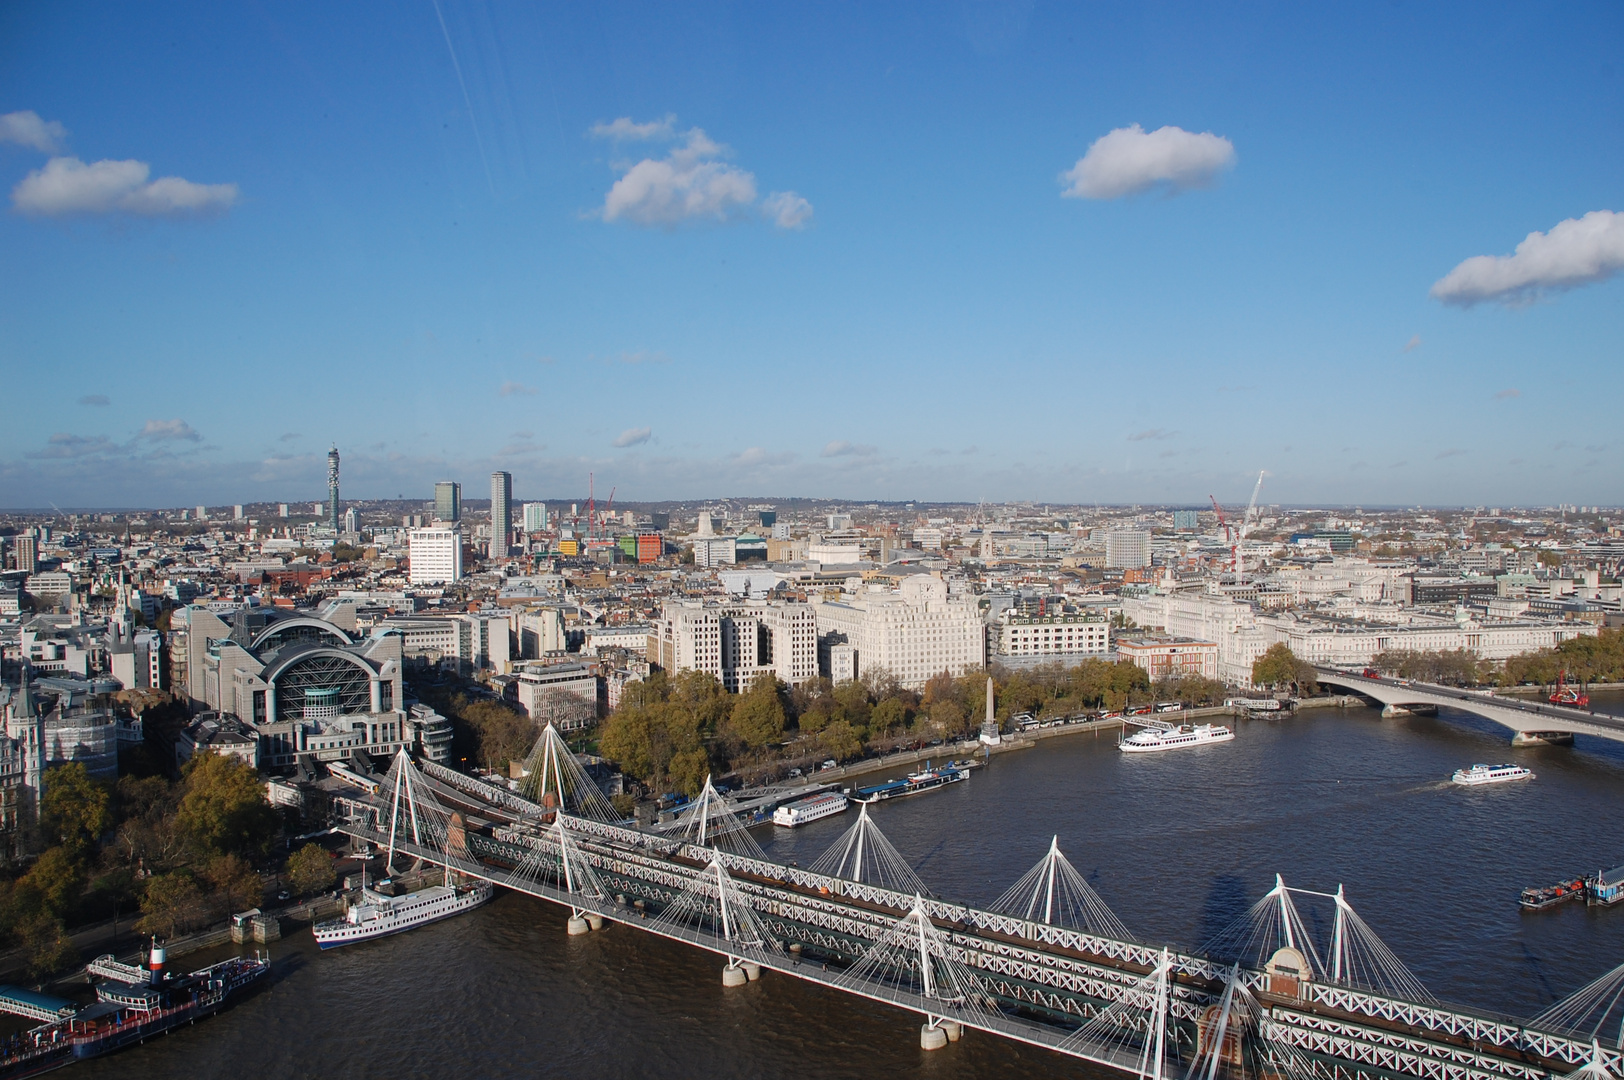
[807,801,930,896]
[990,835,1131,940]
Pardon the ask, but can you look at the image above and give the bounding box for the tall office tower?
[327,446,341,535]
[278,504,289,518]
[490,471,512,556]
[14,535,37,573]
[233,505,245,521]
[523,502,548,532]
[1105,528,1152,569]
[408,527,463,584]
[435,481,461,523]
[196,506,208,521]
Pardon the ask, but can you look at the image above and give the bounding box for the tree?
[204,854,264,914]
[136,871,211,938]
[176,753,279,858]
[817,720,863,763]
[726,674,786,749]
[1252,643,1317,693]
[23,845,84,920]
[456,699,536,770]
[41,763,112,851]
[286,843,335,896]
[17,913,77,979]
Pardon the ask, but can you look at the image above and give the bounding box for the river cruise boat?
[1450,763,1534,786]
[1520,878,1586,911]
[772,791,848,827]
[1119,723,1234,753]
[854,763,967,803]
[314,877,493,949]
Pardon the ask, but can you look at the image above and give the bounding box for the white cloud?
[1402,335,1421,352]
[613,426,652,448]
[1061,124,1235,200]
[600,127,756,227]
[1430,210,1624,306]
[590,115,676,141]
[763,190,814,229]
[12,156,238,218]
[592,118,811,230]
[821,440,876,458]
[0,111,68,153]
[498,381,538,397]
[136,418,200,442]
[730,446,796,467]
[1127,428,1176,442]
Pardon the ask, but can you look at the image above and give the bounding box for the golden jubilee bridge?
[328,726,1624,1080]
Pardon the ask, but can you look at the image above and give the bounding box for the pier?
[326,724,1624,1078]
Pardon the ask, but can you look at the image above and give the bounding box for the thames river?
[94,692,1624,1079]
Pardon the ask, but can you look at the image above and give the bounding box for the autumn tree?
[1252,644,1317,693]
[41,763,111,851]
[136,871,212,937]
[286,843,336,896]
[724,674,786,749]
[176,753,279,859]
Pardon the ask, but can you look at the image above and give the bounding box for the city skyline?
[3,3,1621,509]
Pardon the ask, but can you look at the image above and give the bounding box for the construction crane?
[586,473,595,542]
[604,487,616,534]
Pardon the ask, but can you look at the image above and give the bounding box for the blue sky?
[2,2,1620,509]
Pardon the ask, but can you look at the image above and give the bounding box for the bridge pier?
[920,1022,948,1051]
[941,1019,962,1042]
[586,913,605,931]
[722,961,748,988]
[566,915,590,936]
[742,961,761,981]
[1513,731,1575,746]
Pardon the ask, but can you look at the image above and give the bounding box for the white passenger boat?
[1450,763,1534,786]
[1119,723,1235,754]
[314,877,493,949]
[772,791,849,827]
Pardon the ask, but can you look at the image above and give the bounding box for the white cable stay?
[516,722,622,824]
[1197,874,1433,1003]
[650,854,782,956]
[1534,961,1624,1050]
[990,835,1132,941]
[806,801,932,896]
[837,894,997,1027]
[509,816,608,907]
[1057,947,1176,1080]
[381,748,454,869]
[669,775,768,862]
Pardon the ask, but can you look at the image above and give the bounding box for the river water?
[87,692,1624,1080]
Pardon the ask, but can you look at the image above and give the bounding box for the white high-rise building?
[1105,529,1151,569]
[523,502,549,532]
[408,527,462,585]
[651,600,817,691]
[812,576,984,689]
[233,505,244,520]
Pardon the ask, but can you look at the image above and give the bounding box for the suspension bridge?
[328,725,1624,1078]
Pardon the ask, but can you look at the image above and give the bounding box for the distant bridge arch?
[1313,667,1624,746]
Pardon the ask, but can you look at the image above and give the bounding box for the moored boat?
[314,877,493,949]
[772,791,849,827]
[1520,878,1586,911]
[854,764,967,803]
